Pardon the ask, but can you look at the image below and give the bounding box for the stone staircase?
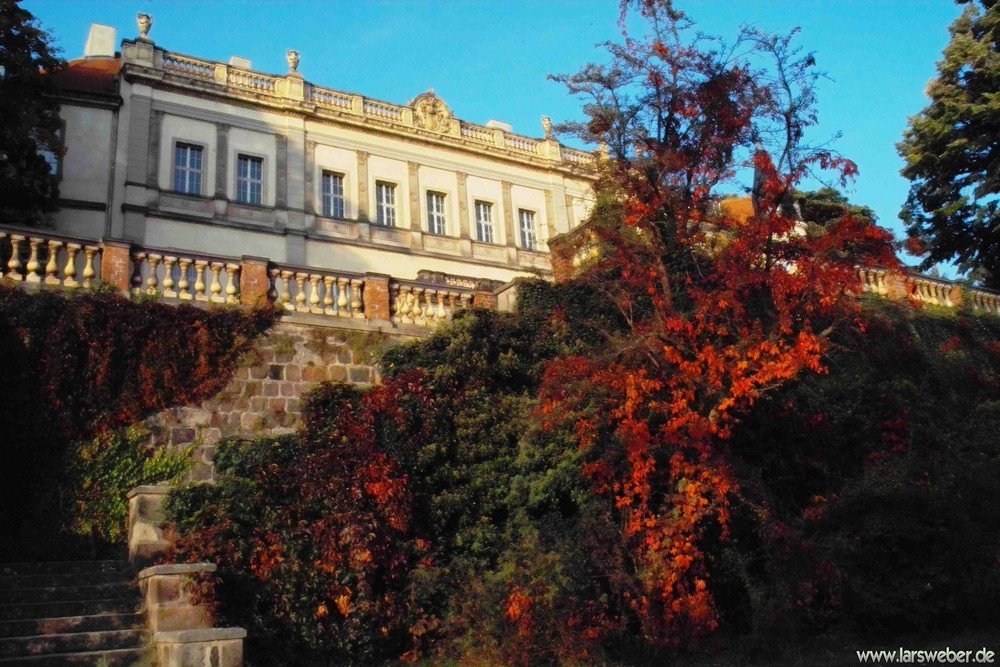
[0,560,149,665]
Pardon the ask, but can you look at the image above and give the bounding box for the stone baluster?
[278,270,294,309]
[25,238,43,283]
[459,293,472,310]
[225,263,240,304]
[266,268,279,304]
[436,290,448,321]
[446,291,459,320]
[130,252,146,294]
[412,288,426,326]
[337,277,350,317]
[63,243,81,288]
[308,274,323,313]
[176,258,192,299]
[390,284,400,321]
[161,256,177,297]
[146,254,162,296]
[323,276,336,315]
[350,278,364,318]
[82,246,98,288]
[206,262,223,303]
[193,260,208,301]
[398,285,413,324]
[6,235,24,280]
[44,240,63,285]
[294,272,308,312]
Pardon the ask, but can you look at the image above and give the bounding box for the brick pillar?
[364,273,391,321]
[472,290,498,309]
[240,256,271,306]
[101,239,133,293]
[886,273,911,301]
[950,285,964,309]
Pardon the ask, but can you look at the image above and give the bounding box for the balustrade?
[227,69,277,93]
[267,266,365,319]
[129,251,239,303]
[0,231,101,288]
[460,123,494,144]
[363,99,403,121]
[390,281,471,327]
[162,53,215,80]
[311,86,352,109]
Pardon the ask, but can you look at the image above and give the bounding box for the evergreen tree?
[0,0,64,226]
[898,0,1000,289]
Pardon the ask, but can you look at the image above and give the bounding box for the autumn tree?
[898,0,1000,288]
[543,0,898,647]
[0,0,64,226]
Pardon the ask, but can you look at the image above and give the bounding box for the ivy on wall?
[0,284,278,558]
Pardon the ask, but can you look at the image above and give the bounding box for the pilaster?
[356,150,370,222]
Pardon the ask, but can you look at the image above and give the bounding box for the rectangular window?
[375,181,396,227]
[321,171,345,218]
[37,124,64,180]
[173,143,203,195]
[236,154,263,205]
[475,200,494,244]
[519,209,537,250]
[427,191,446,235]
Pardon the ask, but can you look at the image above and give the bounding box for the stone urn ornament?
[137,13,152,40]
[541,115,553,139]
[286,49,301,75]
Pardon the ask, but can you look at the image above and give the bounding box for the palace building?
[46,17,595,313]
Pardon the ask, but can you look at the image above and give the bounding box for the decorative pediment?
[410,89,453,134]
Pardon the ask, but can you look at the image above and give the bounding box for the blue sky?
[24,0,963,268]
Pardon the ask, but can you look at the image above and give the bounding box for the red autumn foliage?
[545,0,900,648]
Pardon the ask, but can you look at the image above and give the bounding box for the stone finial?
[137,13,152,40]
[286,49,300,74]
[541,115,553,139]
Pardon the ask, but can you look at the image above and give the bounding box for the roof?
[719,197,754,224]
[52,57,121,95]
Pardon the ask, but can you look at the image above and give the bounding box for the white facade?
[52,23,594,289]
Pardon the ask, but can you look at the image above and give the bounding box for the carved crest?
[411,90,453,134]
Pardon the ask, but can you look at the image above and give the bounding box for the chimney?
[84,24,117,58]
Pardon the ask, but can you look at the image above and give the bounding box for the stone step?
[0,629,146,659]
[0,598,137,622]
[0,612,144,639]
[0,583,134,605]
[0,562,131,577]
[0,571,132,591]
[0,646,149,666]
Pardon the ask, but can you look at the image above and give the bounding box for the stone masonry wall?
[146,321,402,482]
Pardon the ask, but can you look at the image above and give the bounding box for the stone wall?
[146,320,403,482]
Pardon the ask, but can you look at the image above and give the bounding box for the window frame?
[235,153,265,206]
[375,180,397,227]
[321,170,346,219]
[173,141,205,196]
[474,200,495,244]
[426,191,447,236]
[37,121,65,181]
[518,208,538,251]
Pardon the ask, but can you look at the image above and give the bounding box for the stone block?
[280,382,295,397]
[329,366,347,382]
[285,364,301,381]
[268,364,282,380]
[127,485,172,567]
[301,366,328,382]
[263,382,279,397]
[154,628,245,667]
[348,366,371,384]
